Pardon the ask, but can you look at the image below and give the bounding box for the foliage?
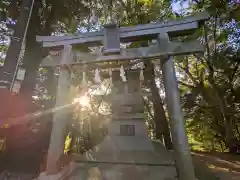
[175,0,240,152]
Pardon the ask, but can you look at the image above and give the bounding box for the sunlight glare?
[73,95,90,107]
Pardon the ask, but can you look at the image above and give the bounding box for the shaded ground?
[152,140,240,180]
[192,151,240,180]
[69,142,240,180]
[1,145,240,179]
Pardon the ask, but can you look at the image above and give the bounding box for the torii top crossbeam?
[37,11,209,48]
[41,40,204,67]
[38,12,209,68]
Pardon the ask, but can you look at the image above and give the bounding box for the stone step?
[110,94,145,106]
[68,118,178,180]
[69,162,177,180]
[111,113,148,120]
[113,106,132,112]
[112,106,144,112]
[109,92,151,97]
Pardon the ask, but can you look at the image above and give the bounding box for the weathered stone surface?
[91,120,154,152]
[68,69,177,180]
[35,162,76,180]
[69,163,177,180]
[67,69,178,180]
[70,140,177,180]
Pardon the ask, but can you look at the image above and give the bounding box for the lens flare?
[73,95,90,107]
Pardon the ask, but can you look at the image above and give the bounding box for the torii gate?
[37,12,209,180]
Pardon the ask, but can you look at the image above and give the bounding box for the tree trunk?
[20,0,54,95]
[20,1,42,95]
[17,1,56,172]
[0,0,34,89]
[144,62,173,150]
[43,67,58,109]
[225,118,236,153]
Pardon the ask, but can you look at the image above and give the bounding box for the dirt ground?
[192,152,240,180]
[1,150,239,180]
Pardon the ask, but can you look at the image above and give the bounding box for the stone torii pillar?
[46,45,72,174]
[158,33,195,180]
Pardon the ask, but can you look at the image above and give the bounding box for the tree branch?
[229,61,240,83]
[118,0,127,9]
[203,25,215,82]
[177,80,195,89]
[178,64,199,86]
[213,15,218,59]
[89,83,111,115]
[142,97,154,121]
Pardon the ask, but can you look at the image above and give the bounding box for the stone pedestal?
[70,163,177,180]
[71,140,177,180]
[93,70,154,156]
[68,69,177,180]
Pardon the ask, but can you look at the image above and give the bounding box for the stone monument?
[93,69,154,155]
[70,69,177,180]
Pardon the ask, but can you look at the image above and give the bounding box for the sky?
[172,0,190,14]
